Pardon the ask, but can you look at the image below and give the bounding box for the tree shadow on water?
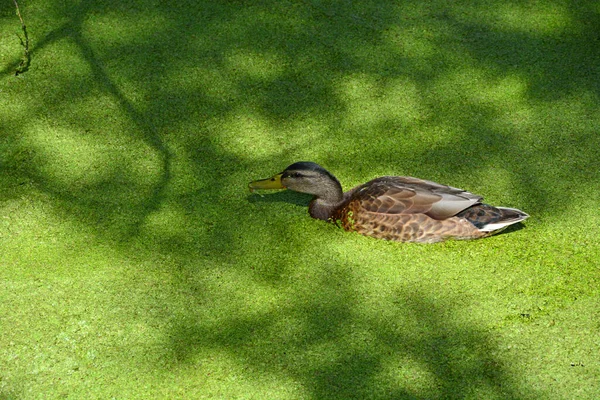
[3,0,598,244]
[1,1,593,396]
[166,261,541,399]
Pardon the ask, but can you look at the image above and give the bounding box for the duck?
[248,161,528,243]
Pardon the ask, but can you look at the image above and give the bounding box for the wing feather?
[349,176,482,219]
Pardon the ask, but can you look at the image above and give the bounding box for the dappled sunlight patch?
[193,267,284,317]
[33,39,95,81]
[379,356,440,398]
[217,112,326,159]
[83,11,169,49]
[1,193,75,271]
[490,2,575,36]
[531,90,600,134]
[469,166,516,203]
[218,113,280,158]
[159,140,212,195]
[172,348,307,398]
[524,198,599,263]
[383,25,437,62]
[426,68,536,148]
[0,16,24,50]
[0,260,200,396]
[140,203,192,245]
[430,67,530,116]
[0,191,128,279]
[336,73,426,129]
[22,121,164,204]
[25,123,111,187]
[225,49,287,81]
[277,117,331,160]
[379,17,471,75]
[472,73,529,108]
[491,105,536,134]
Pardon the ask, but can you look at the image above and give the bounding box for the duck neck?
[308,181,345,221]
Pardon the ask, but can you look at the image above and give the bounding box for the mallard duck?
[249,162,528,243]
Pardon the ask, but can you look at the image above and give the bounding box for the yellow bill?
[248,173,284,192]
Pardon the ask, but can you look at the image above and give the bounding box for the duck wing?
[350,176,482,220]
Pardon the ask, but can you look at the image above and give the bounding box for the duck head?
[249,161,344,203]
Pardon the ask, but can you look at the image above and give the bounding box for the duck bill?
[248,173,284,191]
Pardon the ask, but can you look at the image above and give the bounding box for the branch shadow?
[1,0,598,397]
[1,0,175,239]
[165,260,540,399]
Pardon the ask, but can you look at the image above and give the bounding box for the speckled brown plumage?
[249,162,529,243]
[327,177,490,243]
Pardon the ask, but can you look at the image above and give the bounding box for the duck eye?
[288,172,302,178]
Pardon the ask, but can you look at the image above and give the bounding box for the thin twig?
[13,0,30,75]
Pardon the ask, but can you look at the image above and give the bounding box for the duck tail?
[457,204,529,233]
